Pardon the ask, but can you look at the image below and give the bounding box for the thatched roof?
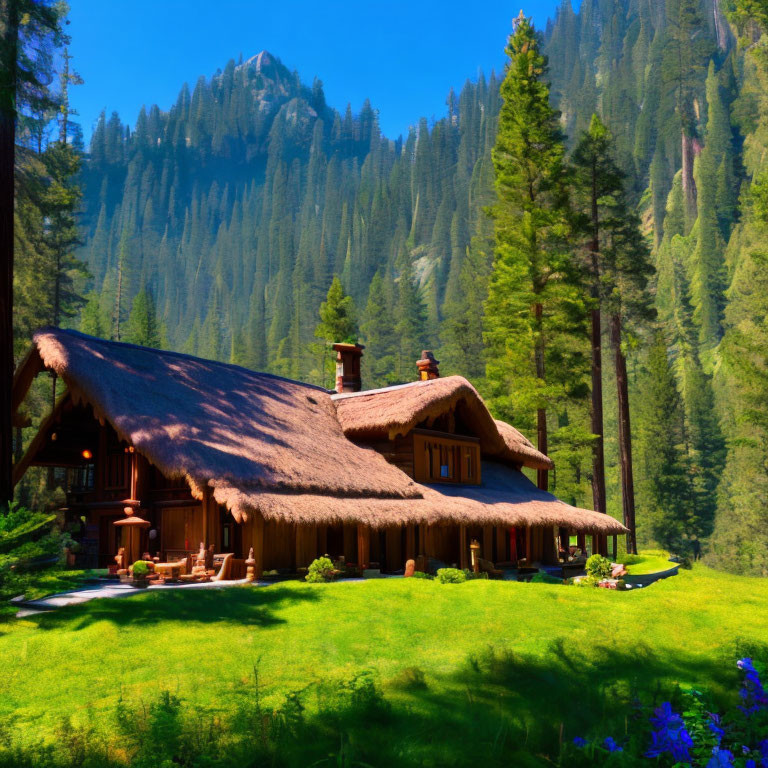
[28,328,420,522]
[17,329,623,534]
[245,463,626,534]
[420,462,627,533]
[332,376,553,470]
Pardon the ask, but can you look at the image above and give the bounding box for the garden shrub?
[586,554,612,579]
[410,570,434,580]
[305,556,335,583]
[576,575,601,588]
[463,569,489,580]
[131,561,150,578]
[436,567,467,584]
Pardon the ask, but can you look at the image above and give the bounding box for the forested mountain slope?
[71,0,768,572]
[544,0,767,573]
[76,51,500,386]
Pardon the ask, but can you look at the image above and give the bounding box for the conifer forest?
[6,0,768,575]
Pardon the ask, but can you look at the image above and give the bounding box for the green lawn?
[1,562,766,766]
[623,549,677,575]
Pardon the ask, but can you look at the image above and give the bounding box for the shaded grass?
[1,563,767,765]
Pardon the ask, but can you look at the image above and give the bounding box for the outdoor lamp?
[470,539,481,573]
[81,449,93,460]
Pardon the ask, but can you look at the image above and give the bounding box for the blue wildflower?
[572,737,587,748]
[759,740,768,762]
[706,748,734,768]
[708,713,725,744]
[645,702,694,762]
[745,760,756,768]
[737,657,767,715]
[603,737,623,753]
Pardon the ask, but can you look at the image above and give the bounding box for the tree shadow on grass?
[2,636,767,767]
[26,584,319,632]
[283,638,767,767]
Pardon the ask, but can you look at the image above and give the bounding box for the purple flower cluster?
[737,658,768,716]
[571,660,767,765]
[644,702,694,761]
[572,735,623,753]
[707,748,735,767]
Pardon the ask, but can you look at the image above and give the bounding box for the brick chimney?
[333,343,364,393]
[416,350,440,380]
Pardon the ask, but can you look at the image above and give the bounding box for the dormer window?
[413,429,481,485]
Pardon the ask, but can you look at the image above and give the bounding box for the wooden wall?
[357,435,414,477]
[161,505,203,552]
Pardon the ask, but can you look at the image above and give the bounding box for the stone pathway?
[14,578,256,618]
[13,573,406,618]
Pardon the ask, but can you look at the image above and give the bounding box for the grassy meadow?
[2,562,766,766]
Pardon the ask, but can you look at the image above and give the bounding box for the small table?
[154,562,182,579]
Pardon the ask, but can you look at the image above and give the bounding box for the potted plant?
[131,560,151,587]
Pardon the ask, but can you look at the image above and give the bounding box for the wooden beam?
[317,525,328,557]
[12,393,70,487]
[459,525,468,570]
[252,510,264,579]
[357,524,370,569]
[525,526,532,561]
[496,526,507,562]
[482,526,493,562]
[11,347,43,416]
[201,488,209,549]
[405,524,416,560]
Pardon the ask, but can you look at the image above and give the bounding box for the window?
[413,431,481,485]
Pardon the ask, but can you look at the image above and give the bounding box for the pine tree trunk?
[681,131,698,232]
[611,313,637,554]
[114,250,123,341]
[0,0,19,510]
[589,163,607,517]
[534,302,548,491]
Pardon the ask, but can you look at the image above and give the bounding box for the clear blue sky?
[68,1,562,143]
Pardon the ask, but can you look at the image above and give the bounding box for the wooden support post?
[577,532,586,552]
[317,525,328,557]
[482,526,493,562]
[129,451,138,501]
[405,524,416,561]
[525,526,532,561]
[496,526,507,562]
[295,525,318,570]
[459,525,468,570]
[419,524,428,556]
[591,534,599,557]
[202,489,209,549]
[357,524,370,569]
[612,535,618,561]
[252,511,264,579]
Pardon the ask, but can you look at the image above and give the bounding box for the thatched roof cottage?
[13,328,625,575]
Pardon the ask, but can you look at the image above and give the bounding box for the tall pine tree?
[484,11,588,491]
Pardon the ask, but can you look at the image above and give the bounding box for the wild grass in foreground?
[1,564,766,766]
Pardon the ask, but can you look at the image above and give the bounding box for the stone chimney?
[416,350,440,381]
[333,343,364,393]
